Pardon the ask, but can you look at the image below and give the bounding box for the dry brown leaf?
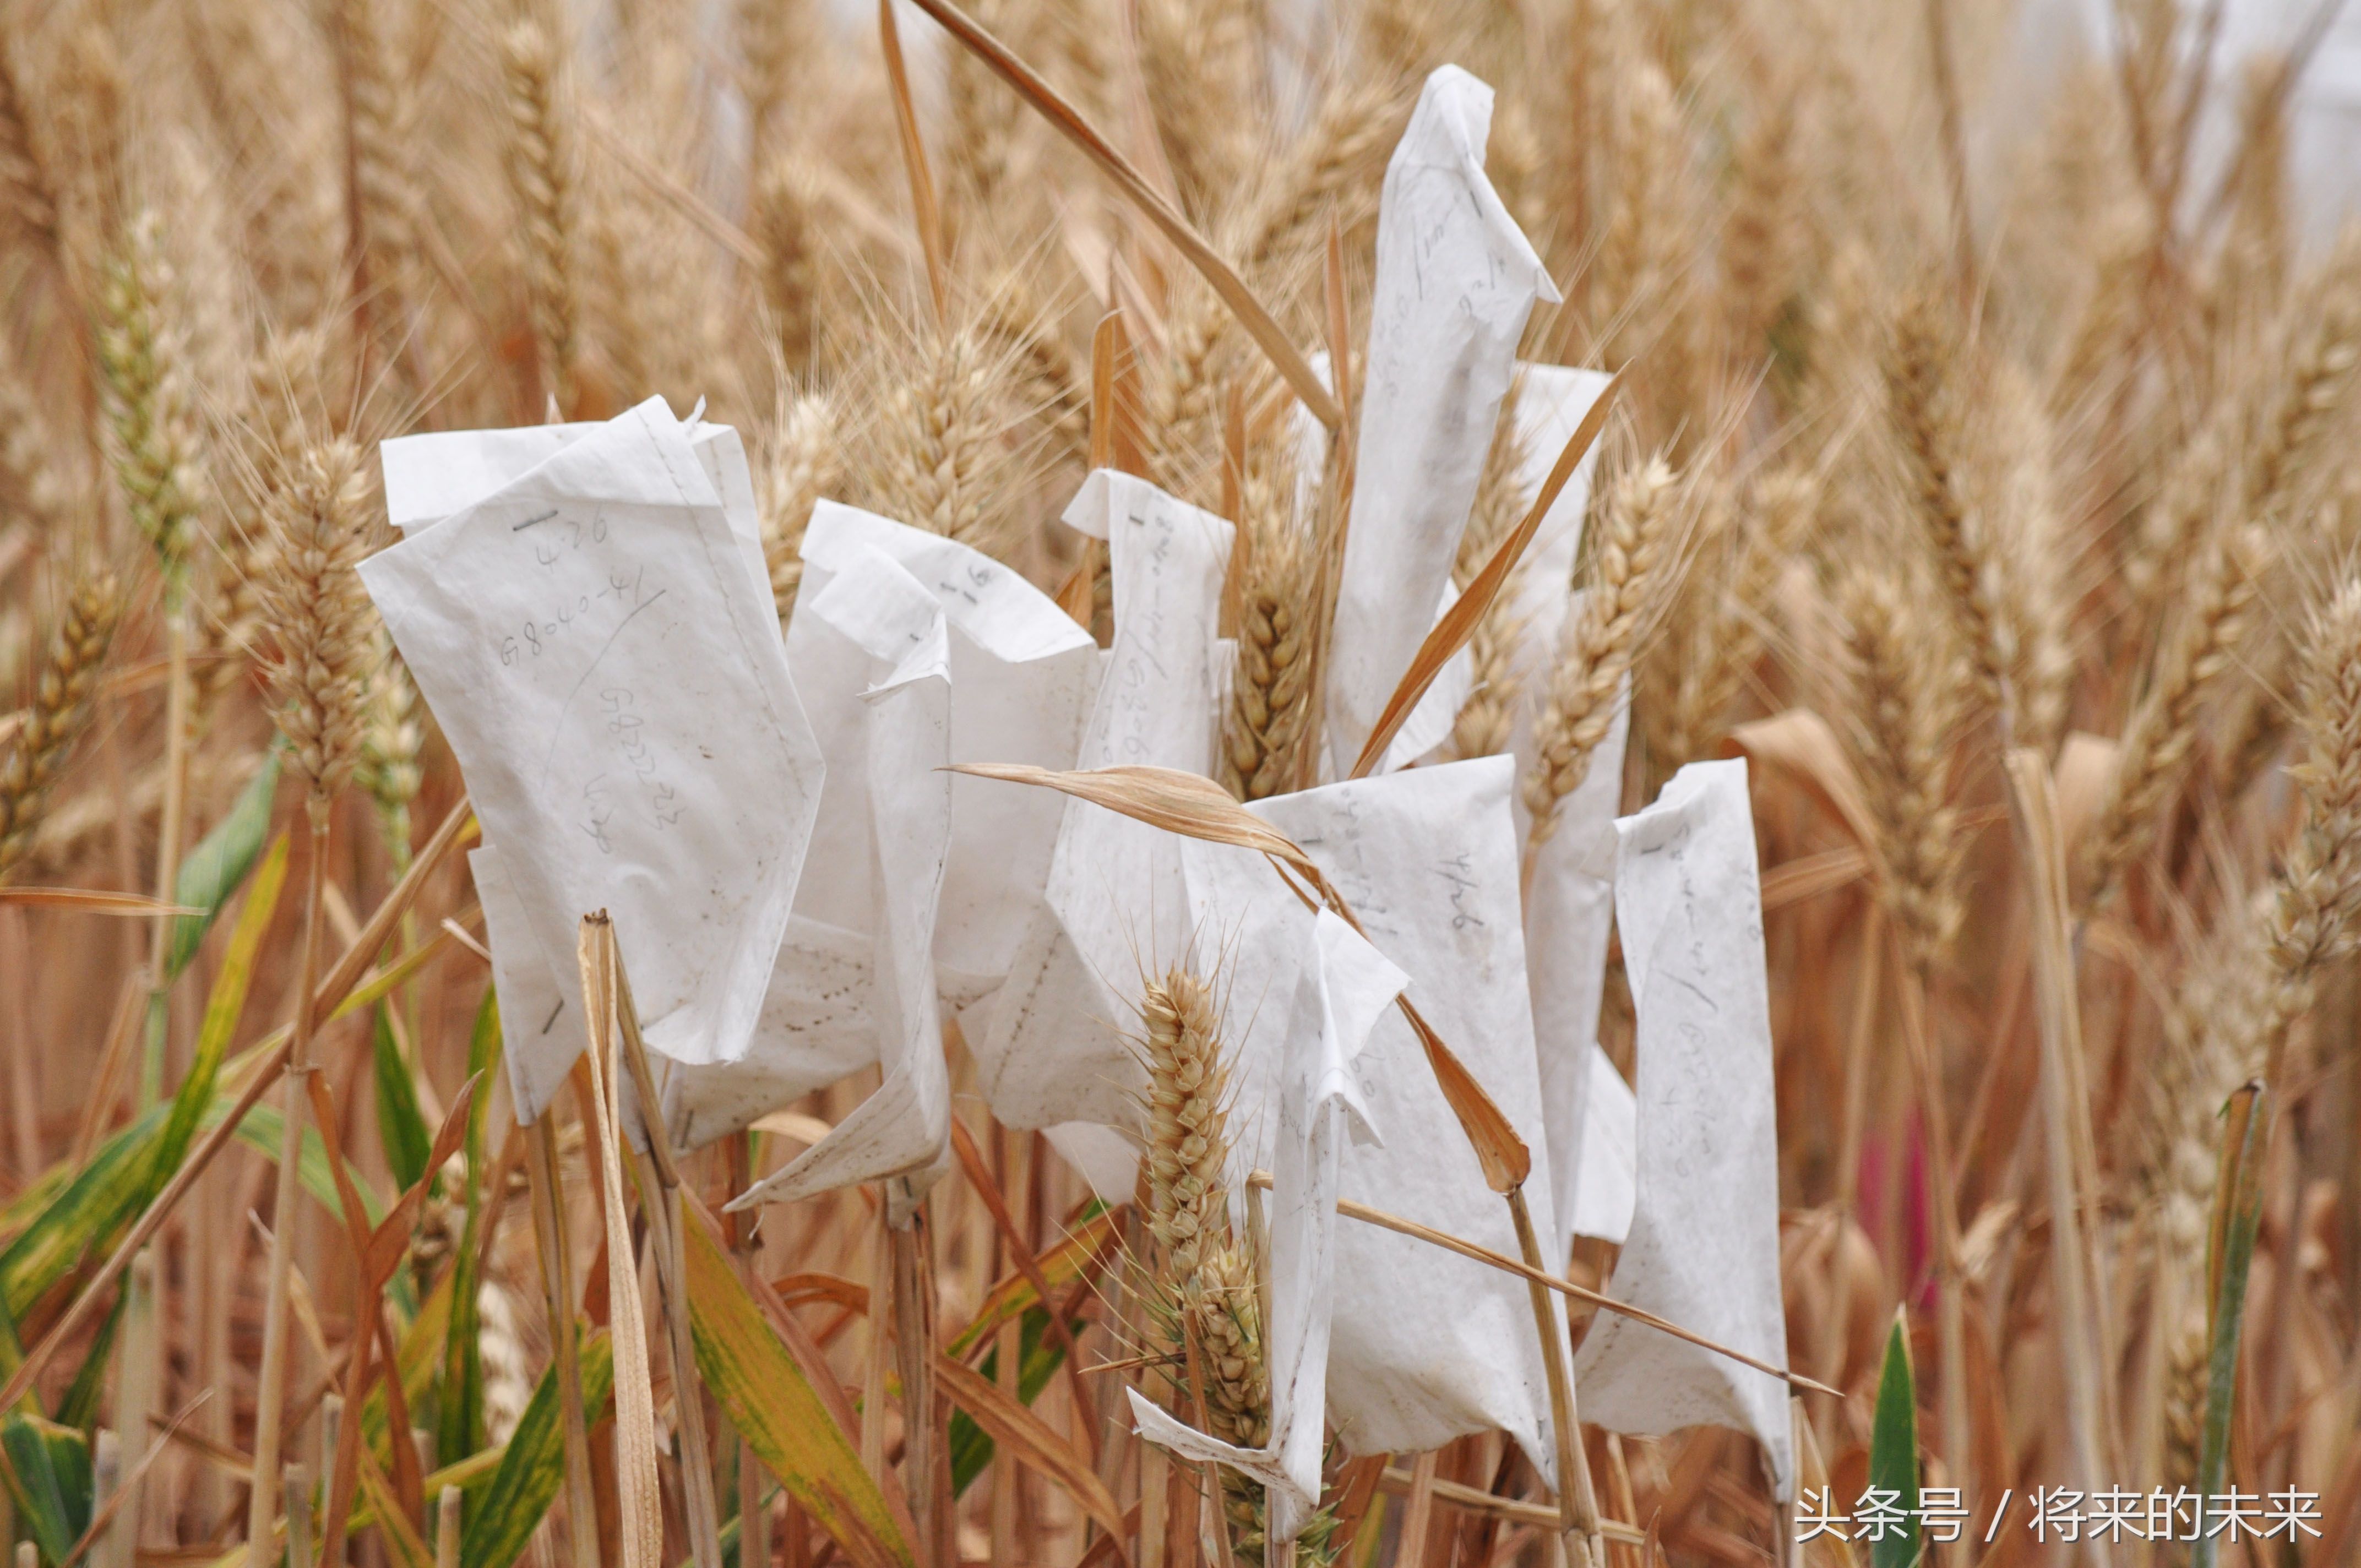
[1243,1173,1836,1394]
[1721,711,1881,858]
[933,1353,1128,1542]
[1398,995,1531,1192]
[1089,309,1147,477]
[769,1272,871,1315]
[2052,731,2118,863]
[949,763,1334,901]
[1758,846,1872,912]
[0,886,202,915]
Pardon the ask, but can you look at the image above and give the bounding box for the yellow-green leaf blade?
[683,1219,912,1568]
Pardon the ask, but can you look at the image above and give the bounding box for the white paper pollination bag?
[1324,65,1560,779]
[727,543,956,1212]
[1525,660,1638,1256]
[366,399,823,1123]
[1574,758,1796,1500]
[972,470,1233,1137]
[668,502,1099,1157]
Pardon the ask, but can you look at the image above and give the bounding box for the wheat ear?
[865,324,1020,560]
[331,0,422,375]
[752,155,820,374]
[0,40,59,258]
[1721,77,1800,362]
[2154,577,2361,1479]
[759,390,841,627]
[2252,578,2361,1080]
[2130,249,2361,634]
[246,437,377,1568]
[500,12,580,416]
[1231,77,1396,279]
[2076,525,2264,910]
[1221,447,1315,801]
[1449,388,1534,763]
[735,0,810,165]
[1838,565,1967,971]
[2233,243,2361,530]
[356,638,425,862]
[1885,291,2007,726]
[95,210,206,580]
[0,573,121,885]
[1524,455,1679,850]
[1140,968,1271,1561]
[259,437,377,815]
[0,325,72,536]
[1134,0,1255,213]
[1647,470,1818,779]
[941,0,1016,244]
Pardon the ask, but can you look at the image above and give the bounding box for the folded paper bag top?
[361,397,824,1085]
[659,501,1102,1153]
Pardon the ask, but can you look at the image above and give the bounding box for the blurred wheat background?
[1,0,2359,1565]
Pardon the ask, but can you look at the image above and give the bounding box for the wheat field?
[0,1,2357,1566]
